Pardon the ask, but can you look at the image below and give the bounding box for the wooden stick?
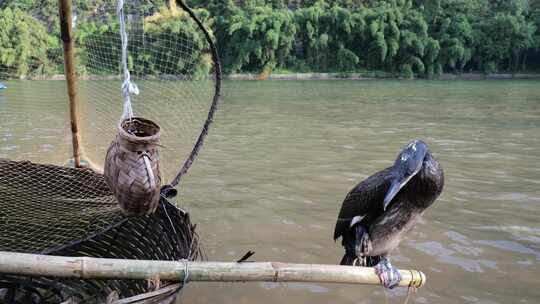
[58,0,82,168]
[0,252,426,288]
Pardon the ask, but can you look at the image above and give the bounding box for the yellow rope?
[403,269,418,304]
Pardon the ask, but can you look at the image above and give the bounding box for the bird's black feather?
[333,167,394,240]
[333,140,444,267]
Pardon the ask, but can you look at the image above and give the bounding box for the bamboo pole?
[0,252,426,288]
[59,0,82,168]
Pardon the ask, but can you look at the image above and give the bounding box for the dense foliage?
[1,0,540,78]
[0,7,60,77]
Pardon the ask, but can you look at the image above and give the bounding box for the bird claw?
[361,233,372,255]
[354,225,372,258]
[374,258,401,289]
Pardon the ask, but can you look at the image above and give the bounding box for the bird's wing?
[333,167,394,240]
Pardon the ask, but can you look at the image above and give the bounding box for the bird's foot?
[374,258,401,289]
[352,256,366,266]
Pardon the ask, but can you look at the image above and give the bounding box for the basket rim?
[118,117,161,143]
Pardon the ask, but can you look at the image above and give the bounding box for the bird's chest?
[367,203,422,256]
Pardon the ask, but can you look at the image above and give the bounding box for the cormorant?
[334,139,444,288]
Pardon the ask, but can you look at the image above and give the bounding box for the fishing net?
[74,0,221,185]
[0,0,221,185]
[0,0,221,302]
[0,160,201,303]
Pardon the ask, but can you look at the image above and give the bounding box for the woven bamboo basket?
[104,117,162,216]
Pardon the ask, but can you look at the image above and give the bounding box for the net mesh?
[0,0,219,184]
[0,0,220,301]
[0,159,201,302]
[76,1,218,184]
[0,159,120,253]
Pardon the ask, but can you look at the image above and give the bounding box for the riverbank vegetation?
[1,0,540,78]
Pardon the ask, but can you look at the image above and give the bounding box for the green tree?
[295,1,332,70]
[75,1,214,78]
[2,0,540,76]
[474,0,536,71]
[424,0,477,72]
[295,1,366,71]
[0,7,56,78]
[224,3,297,74]
[143,5,214,78]
[363,0,438,77]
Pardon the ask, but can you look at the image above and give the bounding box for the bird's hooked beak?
[382,140,428,210]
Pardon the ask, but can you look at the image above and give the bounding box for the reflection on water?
[1,79,540,303]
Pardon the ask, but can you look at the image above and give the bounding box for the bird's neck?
[408,164,443,209]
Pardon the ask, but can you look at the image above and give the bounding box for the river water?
[1,80,539,303]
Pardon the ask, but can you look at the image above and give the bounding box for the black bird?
[334,139,444,288]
